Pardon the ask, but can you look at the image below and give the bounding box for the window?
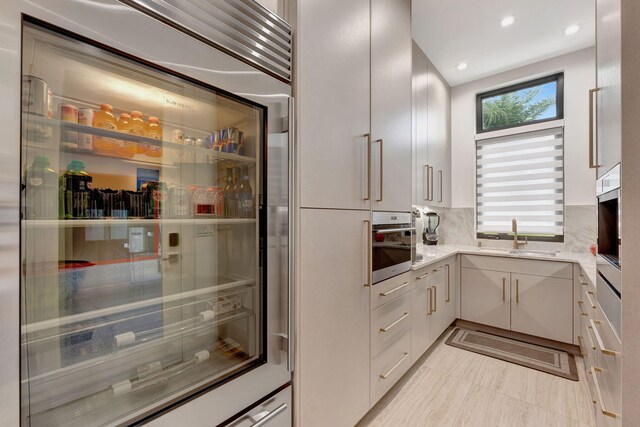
[476,73,564,133]
[476,127,564,242]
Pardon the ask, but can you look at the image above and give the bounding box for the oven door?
[371,228,412,284]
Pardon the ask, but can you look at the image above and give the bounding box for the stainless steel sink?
[478,247,511,254]
[509,249,557,257]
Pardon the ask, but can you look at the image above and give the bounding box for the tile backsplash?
[415,205,596,254]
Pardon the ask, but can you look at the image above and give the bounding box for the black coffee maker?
[423,212,440,245]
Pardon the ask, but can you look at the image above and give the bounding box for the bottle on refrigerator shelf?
[24,156,58,219]
[232,167,241,217]
[93,104,118,155]
[59,104,79,148]
[115,113,137,158]
[78,108,95,151]
[223,167,234,218]
[146,116,163,158]
[129,111,148,154]
[59,160,93,219]
[237,166,254,218]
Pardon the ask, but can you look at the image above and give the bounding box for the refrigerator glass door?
[20,20,266,426]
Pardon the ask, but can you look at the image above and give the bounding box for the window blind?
[476,127,564,236]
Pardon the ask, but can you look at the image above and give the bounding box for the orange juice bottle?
[115,113,137,158]
[93,104,118,154]
[146,116,163,158]
[130,111,148,154]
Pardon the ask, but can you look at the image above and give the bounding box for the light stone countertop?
[412,243,597,286]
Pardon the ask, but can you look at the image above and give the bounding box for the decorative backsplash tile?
[414,205,596,254]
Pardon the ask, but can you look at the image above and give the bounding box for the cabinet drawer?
[371,293,411,357]
[372,271,411,309]
[370,331,411,406]
[461,255,573,279]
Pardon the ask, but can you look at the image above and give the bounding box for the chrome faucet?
[512,218,528,249]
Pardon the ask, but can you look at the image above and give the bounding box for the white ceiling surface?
[412,0,595,87]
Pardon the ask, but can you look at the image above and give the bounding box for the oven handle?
[374,227,416,234]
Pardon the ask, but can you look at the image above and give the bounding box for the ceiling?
[412,0,595,87]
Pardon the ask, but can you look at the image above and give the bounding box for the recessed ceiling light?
[456,62,468,71]
[500,16,515,27]
[564,24,581,35]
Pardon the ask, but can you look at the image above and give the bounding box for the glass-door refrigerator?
[4,1,293,426]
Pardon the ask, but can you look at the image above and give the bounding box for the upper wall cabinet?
[298,0,371,210]
[595,0,621,178]
[371,0,412,213]
[412,44,451,207]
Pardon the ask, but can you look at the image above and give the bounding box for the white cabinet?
[460,267,511,330]
[412,43,451,207]
[595,0,621,178]
[297,0,371,210]
[411,269,432,362]
[370,0,412,212]
[460,255,575,344]
[298,209,370,427]
[510,274,573,343]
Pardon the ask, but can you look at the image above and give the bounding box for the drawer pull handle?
[427,287,432,315]
[585,369,597,404]
[432,285,437,312]
[433,265,444,272]
[248,403,288,427]
[380,282,410,297]
[379,352,409,379]
[380,312,409,333]
[577,336,587,357]
[445,264,451,302]
[590,319,620,356]
[417,272,430,280]
[591,366,620,418]
[577,300,588,316]
[585,290,597,309]
[586,325,597,350]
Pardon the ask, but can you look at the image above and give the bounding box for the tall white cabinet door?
[411,272,432,362]
[596,0,621,178]
[413,42,430,205]
[511,274,573,343]
[460,268,510,330]
[442,261,457,328]
[429,269,447,342]
[426,60,451,207]
[297,0,371,210]
[370,0,412,212]
[298,209,371,427]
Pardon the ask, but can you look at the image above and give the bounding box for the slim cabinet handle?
[429,166,434,201]
[363,133,371,200]
[380,282,410,297]
[432,285,437,312]
[502,278,506,302]
[591,366,620,418]
[585,325,597,350]
[363,220,371,287]
[588,88,601,169]
[438,170,443,203]
[379,352,409,379]
[586,369,597,404]
[585,290,596,309]
[590,319,621,356]
[577,300,588,316]
[380,312,409,333]
[423,165,429,201]
[445,264,450,302]
[515,279,519,303]
[417,271,430,280]
[376,139,383,202]
[577,336,588,357]
[427,287,432,315]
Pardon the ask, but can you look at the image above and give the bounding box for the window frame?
[476,73,565,134]
[475,126,566,243]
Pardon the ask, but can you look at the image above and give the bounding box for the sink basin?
[509,249,557,257]
[478,248,511,254]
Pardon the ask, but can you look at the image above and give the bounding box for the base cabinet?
[460,267,510,330]
[411,269,432,362]
[510,273,573,343]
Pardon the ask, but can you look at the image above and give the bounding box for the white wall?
[450,47,596,208]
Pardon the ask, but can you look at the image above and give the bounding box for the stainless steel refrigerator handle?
[376,139,383,202]
[363,133,371,200]
[438,170,443,203]
[248,403,288,427]
[423,165,429,201]
[287,96,295,373]
[589,88,600,169]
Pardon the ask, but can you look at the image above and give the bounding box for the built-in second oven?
[371,212,413,284]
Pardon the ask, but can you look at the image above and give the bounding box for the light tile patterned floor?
[358,329,596,427]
